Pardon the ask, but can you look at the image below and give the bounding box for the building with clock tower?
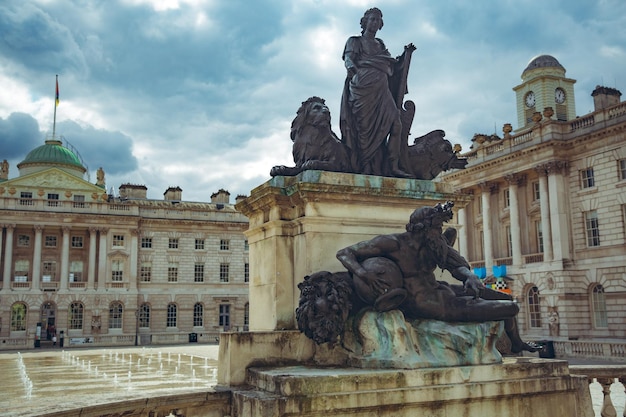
[513,55,577,128]
[441,55,626,360]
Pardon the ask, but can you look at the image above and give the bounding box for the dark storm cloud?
[0,113,42,159]
[56,120,138,175]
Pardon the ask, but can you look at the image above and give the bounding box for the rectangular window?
[167,304,177,328]
[532,181,540,201]
[477,197,482,214]
[70,261,83,282]
[220,263,230,283]
[73,194,85,208]
[42,261,56,280]
[47,193,59,207]
[619,159,626,180]
[111,260,124,281]
[193,303,203,327]
[20,191,33,206]
[18,235,30,247]
[71,236,83,248]
[69,302,84,330]
[168,238,179,249]
[45,235,57,247]
[244,240,249,251]
[584,210,600,247]
[141,237,152,248]
[195,239,205,250]
[580,168,595,188]
[244,263,249,283]
[194,263,205,282]
[220,239,230,251]
[535,220,544,253]
[14,260,29,280]
[503,189,510,208]
[505,225,512,257]
[140,264,152,282]
[112,234,124,247]
[139,304,150,328]
[219,304,230,328]
[168,264,178,282]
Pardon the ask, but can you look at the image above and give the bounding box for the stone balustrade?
[570,365,626,417]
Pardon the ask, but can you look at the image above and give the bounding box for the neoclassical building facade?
[441,55,626,353]
[0,139,249,350]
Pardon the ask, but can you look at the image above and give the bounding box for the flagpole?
[52,74,58,139]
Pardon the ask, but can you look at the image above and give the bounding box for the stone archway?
[40,301,57,340]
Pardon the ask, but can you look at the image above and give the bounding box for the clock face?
[525,91,536,107]
[555,88,566,104]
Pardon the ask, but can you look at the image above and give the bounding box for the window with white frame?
[111,259,124,281]
[244,263,249,283]
[141,237,152,248]
[18,235,30,247]
[532,181,540,201]
[220,263,229,282]
[168,238,179,249]
[167,303,177,327]
[167,263,178,282]
[220,239,230,251]
[47,193,59,207]
[194,263,204,282]
[527,286,542,328]
[584,210,600,247]
[140,263,152,282]
[591,284,608,328]
[112,234,124,247]
[580,168,595,188]
[45,235,57,247]
[503,189,510,208]
[42,261,57,280]
[193,303,203,327]
[69,302,84,329]
[20,191,33,206]
[71,236,83,248]
[195,239,205,250]
[70,261,83,282]
[14,260,29,280]
[109,302,123,329]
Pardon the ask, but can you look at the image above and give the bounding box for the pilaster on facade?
[534,165,553,262]
[60,226,71,291]
[2,224,15,290]
[545,160,572,262]
[478,182,498,272]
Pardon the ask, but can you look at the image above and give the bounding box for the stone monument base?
[231,359,593,417]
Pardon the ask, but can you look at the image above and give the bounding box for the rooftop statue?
[296,202,540,357]
[270,8,467,180]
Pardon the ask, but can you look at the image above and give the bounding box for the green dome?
[18,139,86,172]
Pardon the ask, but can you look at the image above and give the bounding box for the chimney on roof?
[592,85,622,111]
[235,194,247,204]
[211,189,230,204]
[164,186,182,201]
[119,184,147,199]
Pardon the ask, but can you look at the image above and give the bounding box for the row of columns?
[456,160,570,270]
[1,226,138,291]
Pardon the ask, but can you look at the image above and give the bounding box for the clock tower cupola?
[512,55,576,130]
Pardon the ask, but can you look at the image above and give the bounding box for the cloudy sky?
[1,0,625,202]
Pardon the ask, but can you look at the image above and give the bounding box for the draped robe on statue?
[340,36,403,176]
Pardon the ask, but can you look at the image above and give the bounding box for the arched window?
[591,284,608,328]
[139,303,150,328]
[69,302,84,330]
[11,302,27,331]
[109,302,123,329]
[244,303,250,330]
[167,303,177,328]
[193,303,203,327]
[527,286,542,328]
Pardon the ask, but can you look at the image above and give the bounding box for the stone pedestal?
[235,171,468,332]
[231,359,594,417]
